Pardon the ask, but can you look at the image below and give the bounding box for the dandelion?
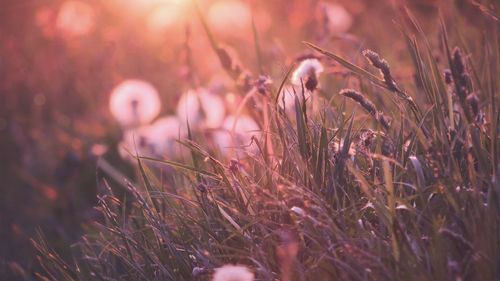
[200,91,226,129]
[56,1,95,37]
[109,79,161,128]
[278,86,311,113]
[321,3,353,35]
[291,59,324,91]
[176,89,201,126]
[144,116,186,157]
[118,116,186,161]
[176,88,226,129]
[118,127,154,161]
[212,115,260,156]
[212,265,254,281]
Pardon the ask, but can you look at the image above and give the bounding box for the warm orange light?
[207,0,252,35]
[55,1,95,37]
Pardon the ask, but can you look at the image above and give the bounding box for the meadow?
[0,0,499,280]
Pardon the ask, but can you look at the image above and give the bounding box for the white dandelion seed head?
[212,264,254,281]
[176,88,226,129]
[119,127,155,161]
[222,115,260,143]
[213,115,260,157]
[290,59,324,87]
[144,116,186,157]
[278,85,311,112]
[56,1,95,37]
[199,90,226,129]
[109,79,161,128]
[322,3,353,35]
[176,89,201,126]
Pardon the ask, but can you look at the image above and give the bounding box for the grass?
[33,4,499,281]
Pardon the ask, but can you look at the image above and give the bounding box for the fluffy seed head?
[291,59,324,91]
[145,116,186,157]
[278,86,311,113]
[212,115,260,156]
[362,49,398,92]
[340,89,377,115]
[176,88,226,129]
[109,79,161,128]
[212,265,254,281]
[321,3,352,34]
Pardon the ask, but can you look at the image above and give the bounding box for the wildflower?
[56,1,95,37]
[320,3,353,35]
[109,79,161,128]
[176,88,226,129]
[212,265,254,281]
[212,115,260,156]
[291,59,324,91]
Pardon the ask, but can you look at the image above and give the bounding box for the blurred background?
[0,0,496,279]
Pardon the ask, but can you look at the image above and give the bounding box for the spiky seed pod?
[466,94,479,116]
[451,47,466,76]
[216,46,233,73]
[451,47,472,101]
[379,114,392,130]
[466,93,480,119]
[362,49,398,92]
[340,89,377,115]
[216,45,244,80]
[340,89,391,130]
